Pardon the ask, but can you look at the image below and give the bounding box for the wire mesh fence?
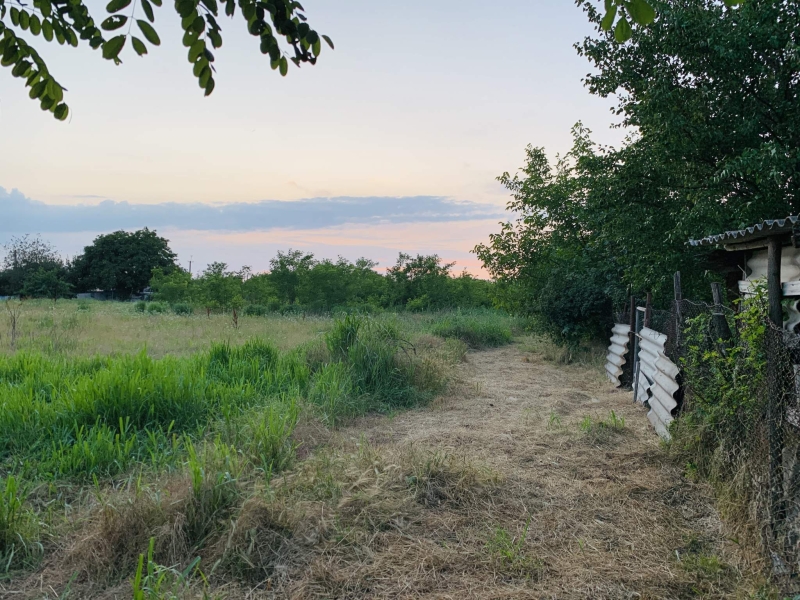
[617,295,800,591]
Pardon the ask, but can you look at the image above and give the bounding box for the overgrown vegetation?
[476,0,800,347]
[669,292,768,504]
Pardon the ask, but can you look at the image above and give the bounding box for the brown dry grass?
[5,341,770,599]
[0,299,326,358]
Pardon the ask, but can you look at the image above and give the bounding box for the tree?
[598,0,741,42]
[269,249,315,305]
[150,266,192,303]
[22,266,72,301]
[0,0,333,120]
[477,0,800,344]
[386,253,455,310]
[0,234,63,296]
[70,228,177,298]
[196,261,242,311]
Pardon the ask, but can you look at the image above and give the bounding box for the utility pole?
[188,255,193,276]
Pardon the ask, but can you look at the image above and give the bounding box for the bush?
[431,315,513,349]
[77,300,91,311]
[134,301,147,313]
[171,303,193,316]
[244,304,268,317]
[146,302,167,314]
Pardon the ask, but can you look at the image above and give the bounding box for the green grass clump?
[431,314,513,348]
[171,303,193,316]
[0,314,455,482]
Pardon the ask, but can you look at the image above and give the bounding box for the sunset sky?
[0,0,625,274]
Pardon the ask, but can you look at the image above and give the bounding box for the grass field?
[0,299,519,595]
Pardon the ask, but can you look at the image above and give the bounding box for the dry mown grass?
[4,338,774,599]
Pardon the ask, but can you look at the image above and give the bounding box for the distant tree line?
[0,229,493,312]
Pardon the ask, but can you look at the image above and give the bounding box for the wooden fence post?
[711,282,732,343]
[766,235,785,539]
[674,272,682,348]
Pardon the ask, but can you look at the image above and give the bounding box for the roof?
[688,216,799,248]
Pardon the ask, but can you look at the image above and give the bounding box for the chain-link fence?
[617,295,800,591]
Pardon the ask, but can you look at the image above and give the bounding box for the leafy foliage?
[70,228,178,298]
[478,0,800,344]
[0,0,332,119]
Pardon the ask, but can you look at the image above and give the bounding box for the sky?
[0,0,625,275]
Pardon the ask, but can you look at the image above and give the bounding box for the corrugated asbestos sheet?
[636,327,679,439]
[605,324,630,387]
[688,216,799,247]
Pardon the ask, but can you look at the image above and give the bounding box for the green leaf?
[106,0,132,13]
[137,20,160,45]
[29,15,42,35]
[46,77,63,102]
[42,20,53,41]
[192,16,205,34]
[101,15,128,31]
[601,5,617,31]
[29,80,46,99]
[198,65,211,87]
[321,34,333,49]
[279,56,287,76]
[40,96,55,111]
[200,0,218,15]
[311,38,320,57]
[150,0,162,7]
[40,1,52,18]
[101,34,126,59]
[140,0,155,23]
[208,30,222,48]
[10,7,19,26]
[131,35,147,55]
[192,57,207,76]
[54,103,68,121]
[626,0,655,26]
[203,76,214,96]
[188,39,204,61]
[614,16,632,42]
[19,11,30,31]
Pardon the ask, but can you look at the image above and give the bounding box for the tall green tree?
[0,234,64,296]
[70,228,177,298]
[269,249,315,305]
[22,266,73,301]
[478,0,800,343]
[0,0,332,120]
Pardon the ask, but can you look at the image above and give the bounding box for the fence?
[605,293,800,591]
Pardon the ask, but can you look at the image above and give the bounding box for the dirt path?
[303,343,759,599]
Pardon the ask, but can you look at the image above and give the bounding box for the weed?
[132,537,201,600]
[547,411,562,429]
[579,411,627,446]
[485,517,543,578]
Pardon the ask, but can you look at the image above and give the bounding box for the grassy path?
[289,343,764,598]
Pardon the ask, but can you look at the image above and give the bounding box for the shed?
[689,216,800,330]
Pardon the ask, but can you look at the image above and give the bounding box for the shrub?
[146,302,167,314]
[171,303,193,316]
[134,301,147,313]
[431,315,512,349]
[77,300,91,311]
[244,304,268,317]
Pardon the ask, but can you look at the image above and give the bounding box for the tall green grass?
[0,314,460,482]
[431,312,514,348]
